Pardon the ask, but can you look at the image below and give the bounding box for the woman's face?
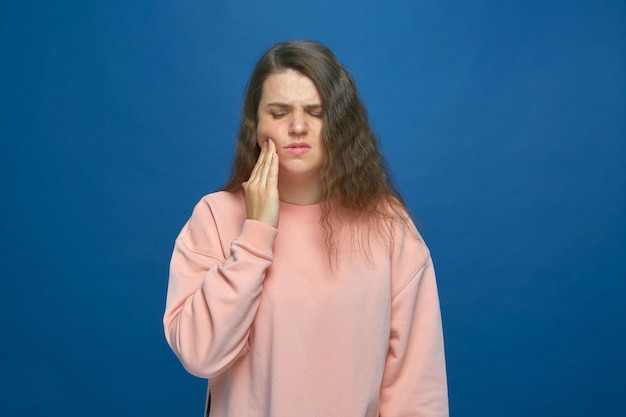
[256,69,325,180]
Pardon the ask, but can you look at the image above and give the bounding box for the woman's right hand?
[242,139,280,228]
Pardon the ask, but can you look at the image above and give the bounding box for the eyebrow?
[265,102,322,109]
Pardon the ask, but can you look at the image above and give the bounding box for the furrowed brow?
[265,102,322,109]
[266,102,291,108]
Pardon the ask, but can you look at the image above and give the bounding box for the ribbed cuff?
[236,219,278,255]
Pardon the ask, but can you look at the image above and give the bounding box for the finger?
[262,139,274,167]
[259,139,275,185]
[268,137,276,154]
[248,141,267,183]
[266,151,279,189]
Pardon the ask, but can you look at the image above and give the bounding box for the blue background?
[1,1,624,416]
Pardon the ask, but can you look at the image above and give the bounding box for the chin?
[279,163,321,177]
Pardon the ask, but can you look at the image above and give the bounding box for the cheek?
[256,119,282,144]
[255,119,270,141]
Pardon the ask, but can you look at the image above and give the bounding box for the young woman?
[164,40,448,417]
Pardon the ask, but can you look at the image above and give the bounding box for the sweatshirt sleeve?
[379,254,449,417]
[163,197,277,378]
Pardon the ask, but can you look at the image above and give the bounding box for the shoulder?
[188,191,246,222]
[377,199,429,257]
[178,191,246,252]
[386,207,432,297]
[198,190,245,211]
[390,214,430,264]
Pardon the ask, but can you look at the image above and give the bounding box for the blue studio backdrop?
[1,1,624,416]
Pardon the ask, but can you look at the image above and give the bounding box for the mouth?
[285,142,311,149]
[284,142,311,156]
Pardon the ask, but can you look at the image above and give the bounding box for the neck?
[278,173,322,205]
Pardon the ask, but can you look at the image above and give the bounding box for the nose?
[289,112,308,136]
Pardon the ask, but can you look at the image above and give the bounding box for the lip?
[284,142,311,149]
[284,142,311,156]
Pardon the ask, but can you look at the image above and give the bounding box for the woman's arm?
[164,140,280,378]
[379,252,449,416]
[163,202,277,378]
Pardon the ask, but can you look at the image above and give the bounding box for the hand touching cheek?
[241,139,280,228]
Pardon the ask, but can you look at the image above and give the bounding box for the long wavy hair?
[223,40,414,262]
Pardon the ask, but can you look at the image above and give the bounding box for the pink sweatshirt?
[164,191,448,417]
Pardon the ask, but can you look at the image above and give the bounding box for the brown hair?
[223,40,414,260]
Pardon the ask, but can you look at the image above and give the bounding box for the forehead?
[260,69,322,104]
